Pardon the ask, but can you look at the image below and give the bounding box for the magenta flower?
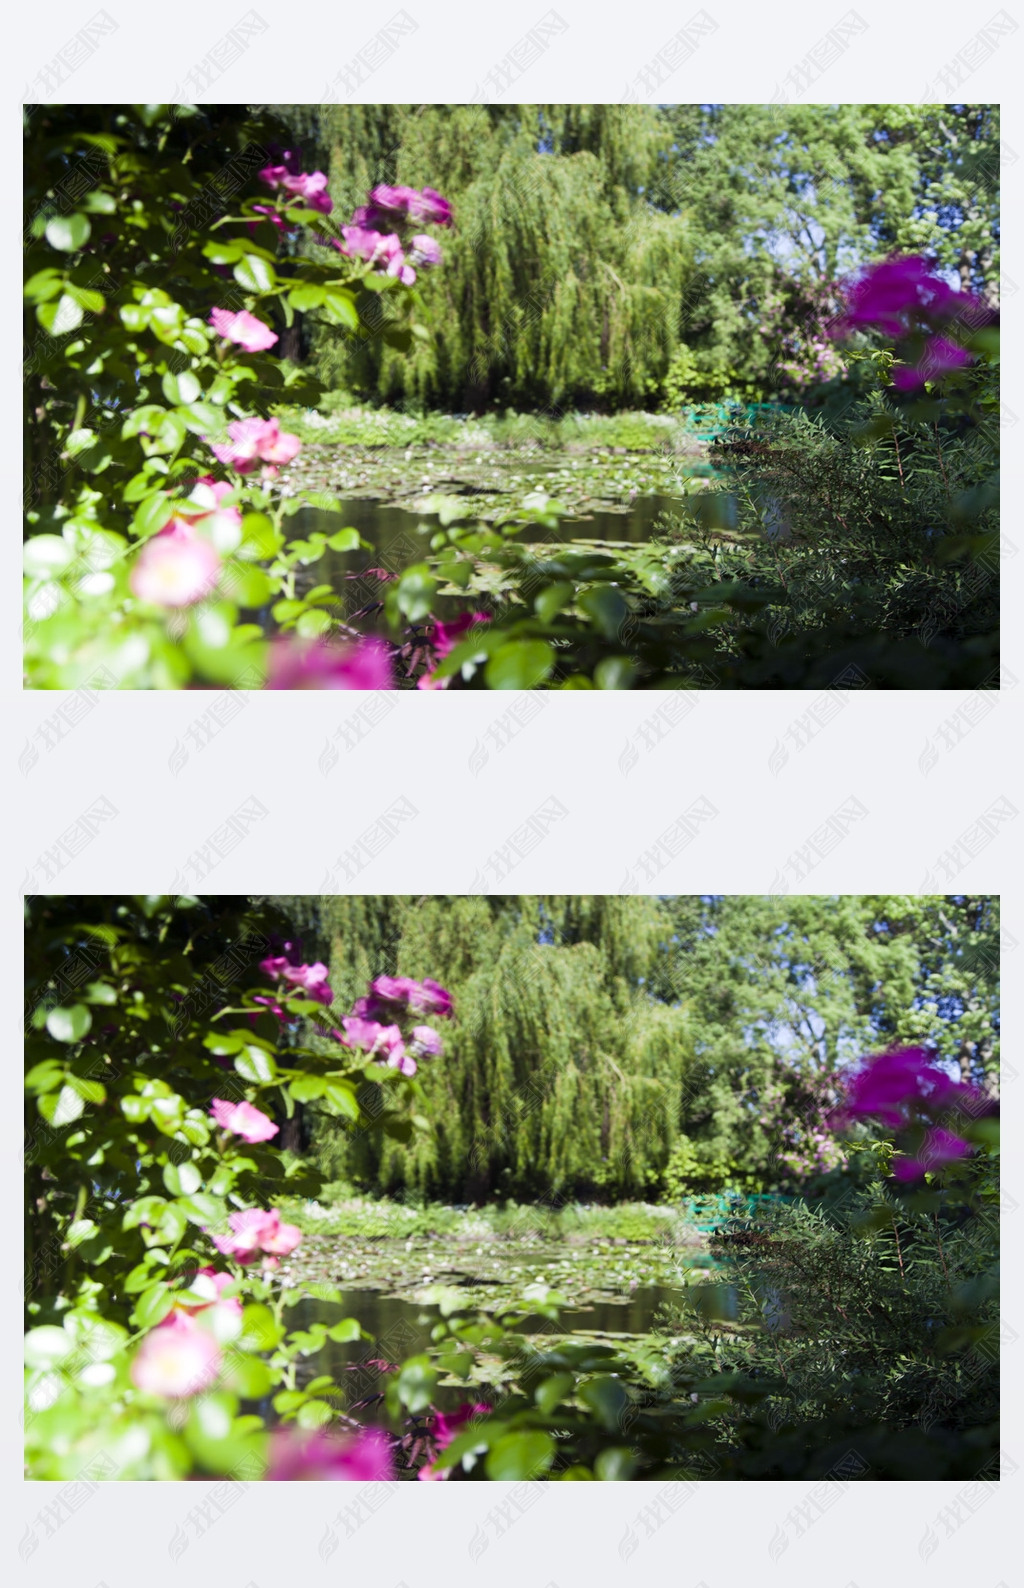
[409,1025,443,1059]
[129,519,221,608]
[840,1047,978,1129]
[250,994,287,1023]
[249,203,287,234]
[359,975,454,1021]
[409,234,443,268]
[418,612,491,690]
[280,960,334,1006]
[417,1401,491,1480]
[264,637,393,691]
[130,1312,222,1399]
[267,1428,394,1481]
[208,307,279,352]
[357,184,453,230]
[177,476,243,552]
[336,226,415,283]
[338,1016,412,1072]
[259,953,293,978]
[209,416,301,473]
[891,336,975,390]
[837,256,961,337]
[177,1268,243,1316]
[892,1127,973,1181]
[209,1097,279,1143]
[210,1207,303,1264]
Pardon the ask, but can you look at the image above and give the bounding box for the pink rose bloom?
[264,637,393,691]
[357,184,453,230]
[130,1312,222,1399]
[208,307,279,352]
[209,416,301,473]
[260,953,293,978]
[210,1207,302,1264]
[209,1097,279,1143]
[280,960,334,1006]
[267,1428,394,1481]
[129,519,221,608]
[177,476,242,551]
[891,336,975,390]
[280,170,333,214]
[178,1267,243,1317]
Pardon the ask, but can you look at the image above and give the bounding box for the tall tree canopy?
[277,894,1000,1200]
[288,103,999,409]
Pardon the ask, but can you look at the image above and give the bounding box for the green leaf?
[234,1047,278,1084]
[37,294,84,335]
[161,369,201,406]
[323,1080,360,1120]
[287,1075,328,1102]
[38,1085,85,1126]
[46,213,92,252]
[162,1160,201,1197]
[485,1429,556,1480]
[25,1325,74,1368]
[594,1447,637,1480]
[395,1356,439,1414]
[594,656,636,690]
[177,1192,226,1226]
[578,587,628,642]
[233,255,277,293]
[132,1282,175,1330]
[320,288,359,329]
[485,640,555,690]
[288,283,327,311]
[326,1317,365,1343]
[534,581,575,622]
[326,527,363,552]
[46,1005,92,1043]
[24,535,74,578]
[24,1059,66,1094]
[64,1074,106,1105]
[534,1371,574,1414]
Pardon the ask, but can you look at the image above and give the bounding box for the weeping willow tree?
[314,105,695,410]
[266,894,999,1200]
[294,895,694,1198]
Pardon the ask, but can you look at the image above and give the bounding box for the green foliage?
[22,104,423,688]
[296,894,1000,1198]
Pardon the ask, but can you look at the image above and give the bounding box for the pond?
[279,438,717,610]
[266,1227,734,1422]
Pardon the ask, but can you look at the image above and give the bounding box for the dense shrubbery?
[24,895,1000,1480]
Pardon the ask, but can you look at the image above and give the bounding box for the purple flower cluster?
[334,974,453,1077]
[830,255,989,390]
[258,148,334,215]
[259,945,334,1007]
[334,183,452,286]
[835,1046,986,1180]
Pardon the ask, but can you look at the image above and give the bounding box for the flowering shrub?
[23,106,456,689]
[23,896,459,1480]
